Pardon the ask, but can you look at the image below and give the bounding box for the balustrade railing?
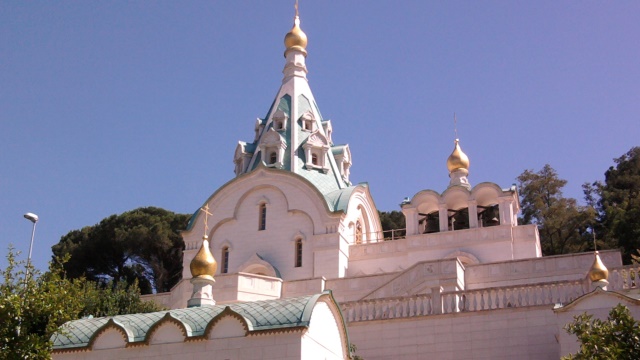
[356,228,406,244]
[609,265,640,291]
[341,280,587,322]
[341,294,434,322]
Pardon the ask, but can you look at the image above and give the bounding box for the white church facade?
[52,8,640,360]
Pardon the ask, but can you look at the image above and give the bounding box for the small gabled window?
[294,239,303,267]
[269,152,277,165]
[311,153,318,165]
[258,204,267,231]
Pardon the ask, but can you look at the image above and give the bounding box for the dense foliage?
[52,207,190,294]
[517,164,595,255]
[0,248,163,360]
[378,210,406,239]
[585,147,640,263]
[562,304,640,359]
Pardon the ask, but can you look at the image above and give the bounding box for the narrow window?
[295,239,303,267]
[258,204,267,230]
[311,153,318,165]
[221,247,229,273]
[269,152,277,164]
[355,221,363,244]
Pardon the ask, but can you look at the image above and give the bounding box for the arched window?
[311,153,318,165]
[355,221,363,244]
[294,239,303,267]
[478,204,500,227]
[221,247,229,274]
[449,208,470,231]
[269,152,277,165]
[258,204,267,231]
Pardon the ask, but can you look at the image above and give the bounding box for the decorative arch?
[145,314,189,345]
[237,253,281,278]
[444,250,480,266]
[89,319,131,350]
[204,307,250,339]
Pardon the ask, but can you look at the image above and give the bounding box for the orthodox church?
[52,7,640,360]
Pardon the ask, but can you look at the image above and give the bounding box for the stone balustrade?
[341,280,587,322]
[609,265,640,291]
[341,294,435,322]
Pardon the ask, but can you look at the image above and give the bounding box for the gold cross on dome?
[200,204,213,235]
[295,0,299,17]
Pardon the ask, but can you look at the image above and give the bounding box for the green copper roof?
[52,293,331,351]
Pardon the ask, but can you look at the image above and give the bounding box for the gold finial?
[588,251,609,282]
[446,138,470,173]
[190,205,217,280]
[284,0,308,56]
[588,230,608,282]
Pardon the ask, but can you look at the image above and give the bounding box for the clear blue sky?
[2,1,639,272]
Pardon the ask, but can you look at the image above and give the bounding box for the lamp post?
[23,212,38,287]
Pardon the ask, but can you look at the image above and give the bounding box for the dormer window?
[234,142,254,176]
[259,129,287,169]
[303,131,330,172]
[332,144,352,183]
[254,118,265,141]
[272,109,288,132]
[322,120,333,145]
[300,110,316,132]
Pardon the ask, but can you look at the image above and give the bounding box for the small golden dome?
[447,139,470,173]
[284,16,307,55]
[588,251,609,282]
[190,235,217,281]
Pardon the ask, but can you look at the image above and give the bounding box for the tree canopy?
[0,248,162,360]
[51,207,190,294]
[517,164,595,255]
[562,304,640,359]
[585,147,640,263]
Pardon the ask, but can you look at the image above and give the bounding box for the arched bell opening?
[478,204,500,227]
[448,208,469,231]
[419,211,440,234]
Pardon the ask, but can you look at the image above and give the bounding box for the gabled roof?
[52,292,336,351]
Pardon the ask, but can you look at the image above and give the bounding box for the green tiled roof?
[52,293,330,351]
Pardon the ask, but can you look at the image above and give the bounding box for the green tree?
[517,164,595,255]
[378,210,406,239]
[0,248,163,360]
[585,147,640,263]
[52,207,190,294]
[562,304,640,359]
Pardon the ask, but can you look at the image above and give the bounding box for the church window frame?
[294,239,303,267]
[221,246,230,274]
[258,203,267,231]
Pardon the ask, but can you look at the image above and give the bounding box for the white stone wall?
[348,306,559,360]
[301,300,347,360]
[555,291,640,358]
[53,332,304,360]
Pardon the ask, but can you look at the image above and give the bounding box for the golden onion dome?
[284,16,307,55]
[190,235,217,281]
[588,251,609,282]
[447,139,470,173]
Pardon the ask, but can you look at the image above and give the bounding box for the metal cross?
[200,204,213,235]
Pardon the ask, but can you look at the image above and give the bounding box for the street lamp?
[23,212,38,286]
